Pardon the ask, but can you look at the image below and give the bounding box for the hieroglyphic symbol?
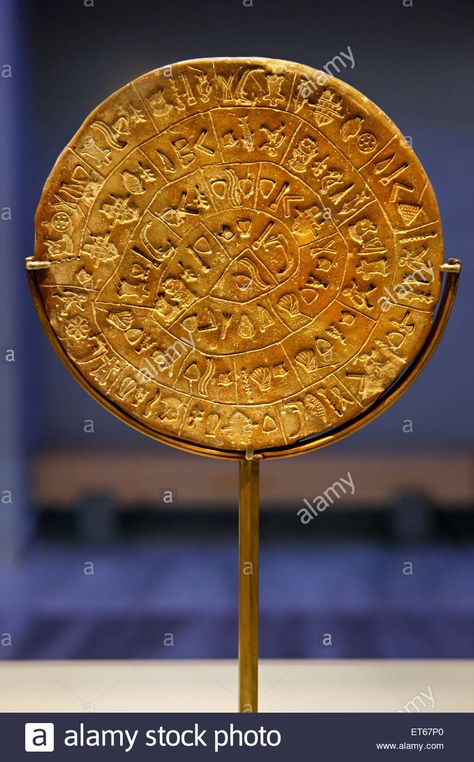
[171,129,215,165]
[90,118,128,151]
[299,271,328,304]
[147,82,185,116]
[262,414,278,433]
[295,348,318,373]
[90,106,146,158]
[249,361,289,392]
[237,314,256,339]
[293,78,311,113]
[256,304,275,331]
[259,122,286,156]
[140,223,177,264]
[338,189,372,218]
[150,395,183,421]
[265,180,304,217]
[340,116,378,154]
[78,135,111,167]
[158,185,210,225]
[262,74,285,106]
[223,117,254,151]
[210,167,255,206]
[232,257,270,292]
[348,217,388,280]
[357,133,377,153]
[122,162,156,194]
[289,136,318,173]
[397,202,423,226]
[278,293,300,317]
[372,152,424,225]
[316,384,353,417]
[100,195,139,226]
[356,257,388,280]
[291,206,324,240]
[76,268,93,286]
[64,315,90,341]
[342,279,377,310]
[250,366,271,392]
[49,165,101,212]
[348,218,386,254]
[189,67,213,102]
[216,67,266,105]
[310,89,343,126]
[162,276,195,309]
[82,232,119,263]
[54,289,87,316]
[222,410,254,438]
[43,233,75,261]
[183,357,215,395]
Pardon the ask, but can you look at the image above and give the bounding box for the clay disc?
[32,57,443,454]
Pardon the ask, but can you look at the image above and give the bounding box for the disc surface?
[33,57,443,453]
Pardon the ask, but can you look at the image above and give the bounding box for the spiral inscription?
[33,58,443,452]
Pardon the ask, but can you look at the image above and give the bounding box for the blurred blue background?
[0,0,473,660]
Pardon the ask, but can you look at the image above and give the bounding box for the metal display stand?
[26,258,460,711]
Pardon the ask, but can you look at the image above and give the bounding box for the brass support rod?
[238,457,260,712]
[25,258,51,271]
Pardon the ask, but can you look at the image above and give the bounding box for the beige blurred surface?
[0,660,473,712]
[32,451,474,509]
